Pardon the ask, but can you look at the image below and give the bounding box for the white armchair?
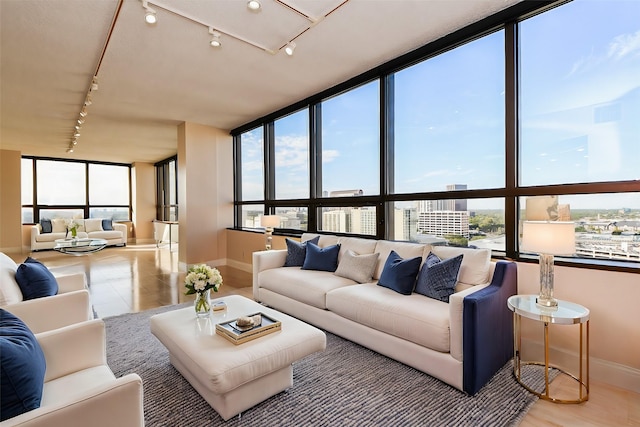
[0,253,92,334]
[0,319,144,427]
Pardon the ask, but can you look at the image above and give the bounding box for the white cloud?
[322,149,340,163]
[608,30,640,60]
[274,135,308,169]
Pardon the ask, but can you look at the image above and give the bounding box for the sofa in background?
[31,218,126,251]
[0,252,92,334]
[253,233,517,395]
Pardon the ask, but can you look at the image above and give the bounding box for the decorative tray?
[215,312,281,345]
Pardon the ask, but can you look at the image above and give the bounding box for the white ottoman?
[150,295,326,420]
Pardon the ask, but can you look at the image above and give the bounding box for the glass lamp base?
[536,296,558,307]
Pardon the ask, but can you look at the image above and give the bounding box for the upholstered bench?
[150,295,326,421]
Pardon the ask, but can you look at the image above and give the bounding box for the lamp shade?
[521,221,575,255]
[261,215,280,228]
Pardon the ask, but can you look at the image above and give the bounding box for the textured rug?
[105,304,543,427]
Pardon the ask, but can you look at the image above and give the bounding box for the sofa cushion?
[336,236,377,263]
[431,246,491,286]
[51,219,67,233]
[415,253,463,302]
[86,230,121,240]
[334,250,379,284]
[40,219,52,234]
[34,232,68,243]
[377,250,421,295]
[74,219,86,232]
[284,236,320,267]
[302,243,340,272]
[0,309,46,421]
[301,233,339,248]
[84,219,103,233]
[15,261,58,300]
[259,267,355,309]
[102,219,113,231]
[326,284,451,352]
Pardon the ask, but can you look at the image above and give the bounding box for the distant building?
[416,184,470,239]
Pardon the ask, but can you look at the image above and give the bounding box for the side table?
[507,294,589,403]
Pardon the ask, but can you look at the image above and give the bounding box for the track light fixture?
[247,0,261,12]
[209,28,222,48]
[284,42,296,56]
[142,0,157,24]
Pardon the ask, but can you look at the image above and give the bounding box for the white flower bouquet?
[184,264,223,295]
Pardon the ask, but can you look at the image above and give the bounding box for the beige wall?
[0,150,23,252]
[224,229,640,392]
[177,122,233,269]
[132,162,156,242]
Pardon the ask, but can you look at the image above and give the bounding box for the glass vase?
[194,290,211,318]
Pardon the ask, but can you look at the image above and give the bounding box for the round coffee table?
[54,238,108,255]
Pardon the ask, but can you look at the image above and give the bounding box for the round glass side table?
[507,294,589,403]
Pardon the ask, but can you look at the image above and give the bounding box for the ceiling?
[1,0,522,165]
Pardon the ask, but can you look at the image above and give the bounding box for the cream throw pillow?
[84,219,103,233]
[334,250,379,284]
[51,219,67,233]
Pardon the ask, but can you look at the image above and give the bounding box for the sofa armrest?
[113,223,127,240]
[252,249,287,300]
[0,374,144,427]
[54,273,87,293]
[36,319,106,382]
[4,290,92,334]
[30,226,40,248]
[461,260,517,395]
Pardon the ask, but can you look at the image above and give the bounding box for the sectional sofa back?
[300,233,493,288]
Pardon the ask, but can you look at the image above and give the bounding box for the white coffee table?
[54,238,108,255]
[150,295,326,420]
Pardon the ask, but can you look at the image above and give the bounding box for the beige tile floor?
[10,244,639,426]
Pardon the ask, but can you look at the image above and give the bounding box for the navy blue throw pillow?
[102,219,113,231]
[284,236,320,267]
[302,242,341,272]
[0,309,46,421]
[415,253,463,302]
[377,250,422,295]
[40,219,52,234]
[15,262,58,300]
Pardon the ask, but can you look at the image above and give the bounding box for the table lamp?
[261,215,280,250]
[521,221,575,307]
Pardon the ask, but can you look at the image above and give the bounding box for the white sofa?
[31,220,127,251]
[0,252,92,333]
[253,233,517,395]
[0,319,144,427]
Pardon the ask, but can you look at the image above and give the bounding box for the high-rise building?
[416,184,470,239]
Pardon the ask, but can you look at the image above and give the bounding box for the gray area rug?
[105,304,542,427]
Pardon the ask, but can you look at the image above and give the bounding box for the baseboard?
[179,258,228,272]
[523,338,640,393]
[227,259,252,273]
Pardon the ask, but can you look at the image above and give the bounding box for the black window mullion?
[382,74,394,240]
[505,20,518,259]
[265,123,275,213]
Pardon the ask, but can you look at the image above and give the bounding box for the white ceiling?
[1,0,522,164]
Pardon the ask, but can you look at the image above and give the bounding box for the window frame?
[21,156,132,224]
[231,0,639,273]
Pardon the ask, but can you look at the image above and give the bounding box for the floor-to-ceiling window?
[232,0,639,269]
[21,157,131,223]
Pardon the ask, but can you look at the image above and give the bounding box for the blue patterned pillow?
[415,253,463,302]
[302,243,341,272]
[377,250,422,295]
[284,236,320,267]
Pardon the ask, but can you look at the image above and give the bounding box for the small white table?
[54,238,108,255]
[507,295,589,403]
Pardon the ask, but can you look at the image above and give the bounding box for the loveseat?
[253,233,517,395]
[0,252,92,333]
[31,218,126,251]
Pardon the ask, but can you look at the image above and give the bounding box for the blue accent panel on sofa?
[462,261,517,395]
